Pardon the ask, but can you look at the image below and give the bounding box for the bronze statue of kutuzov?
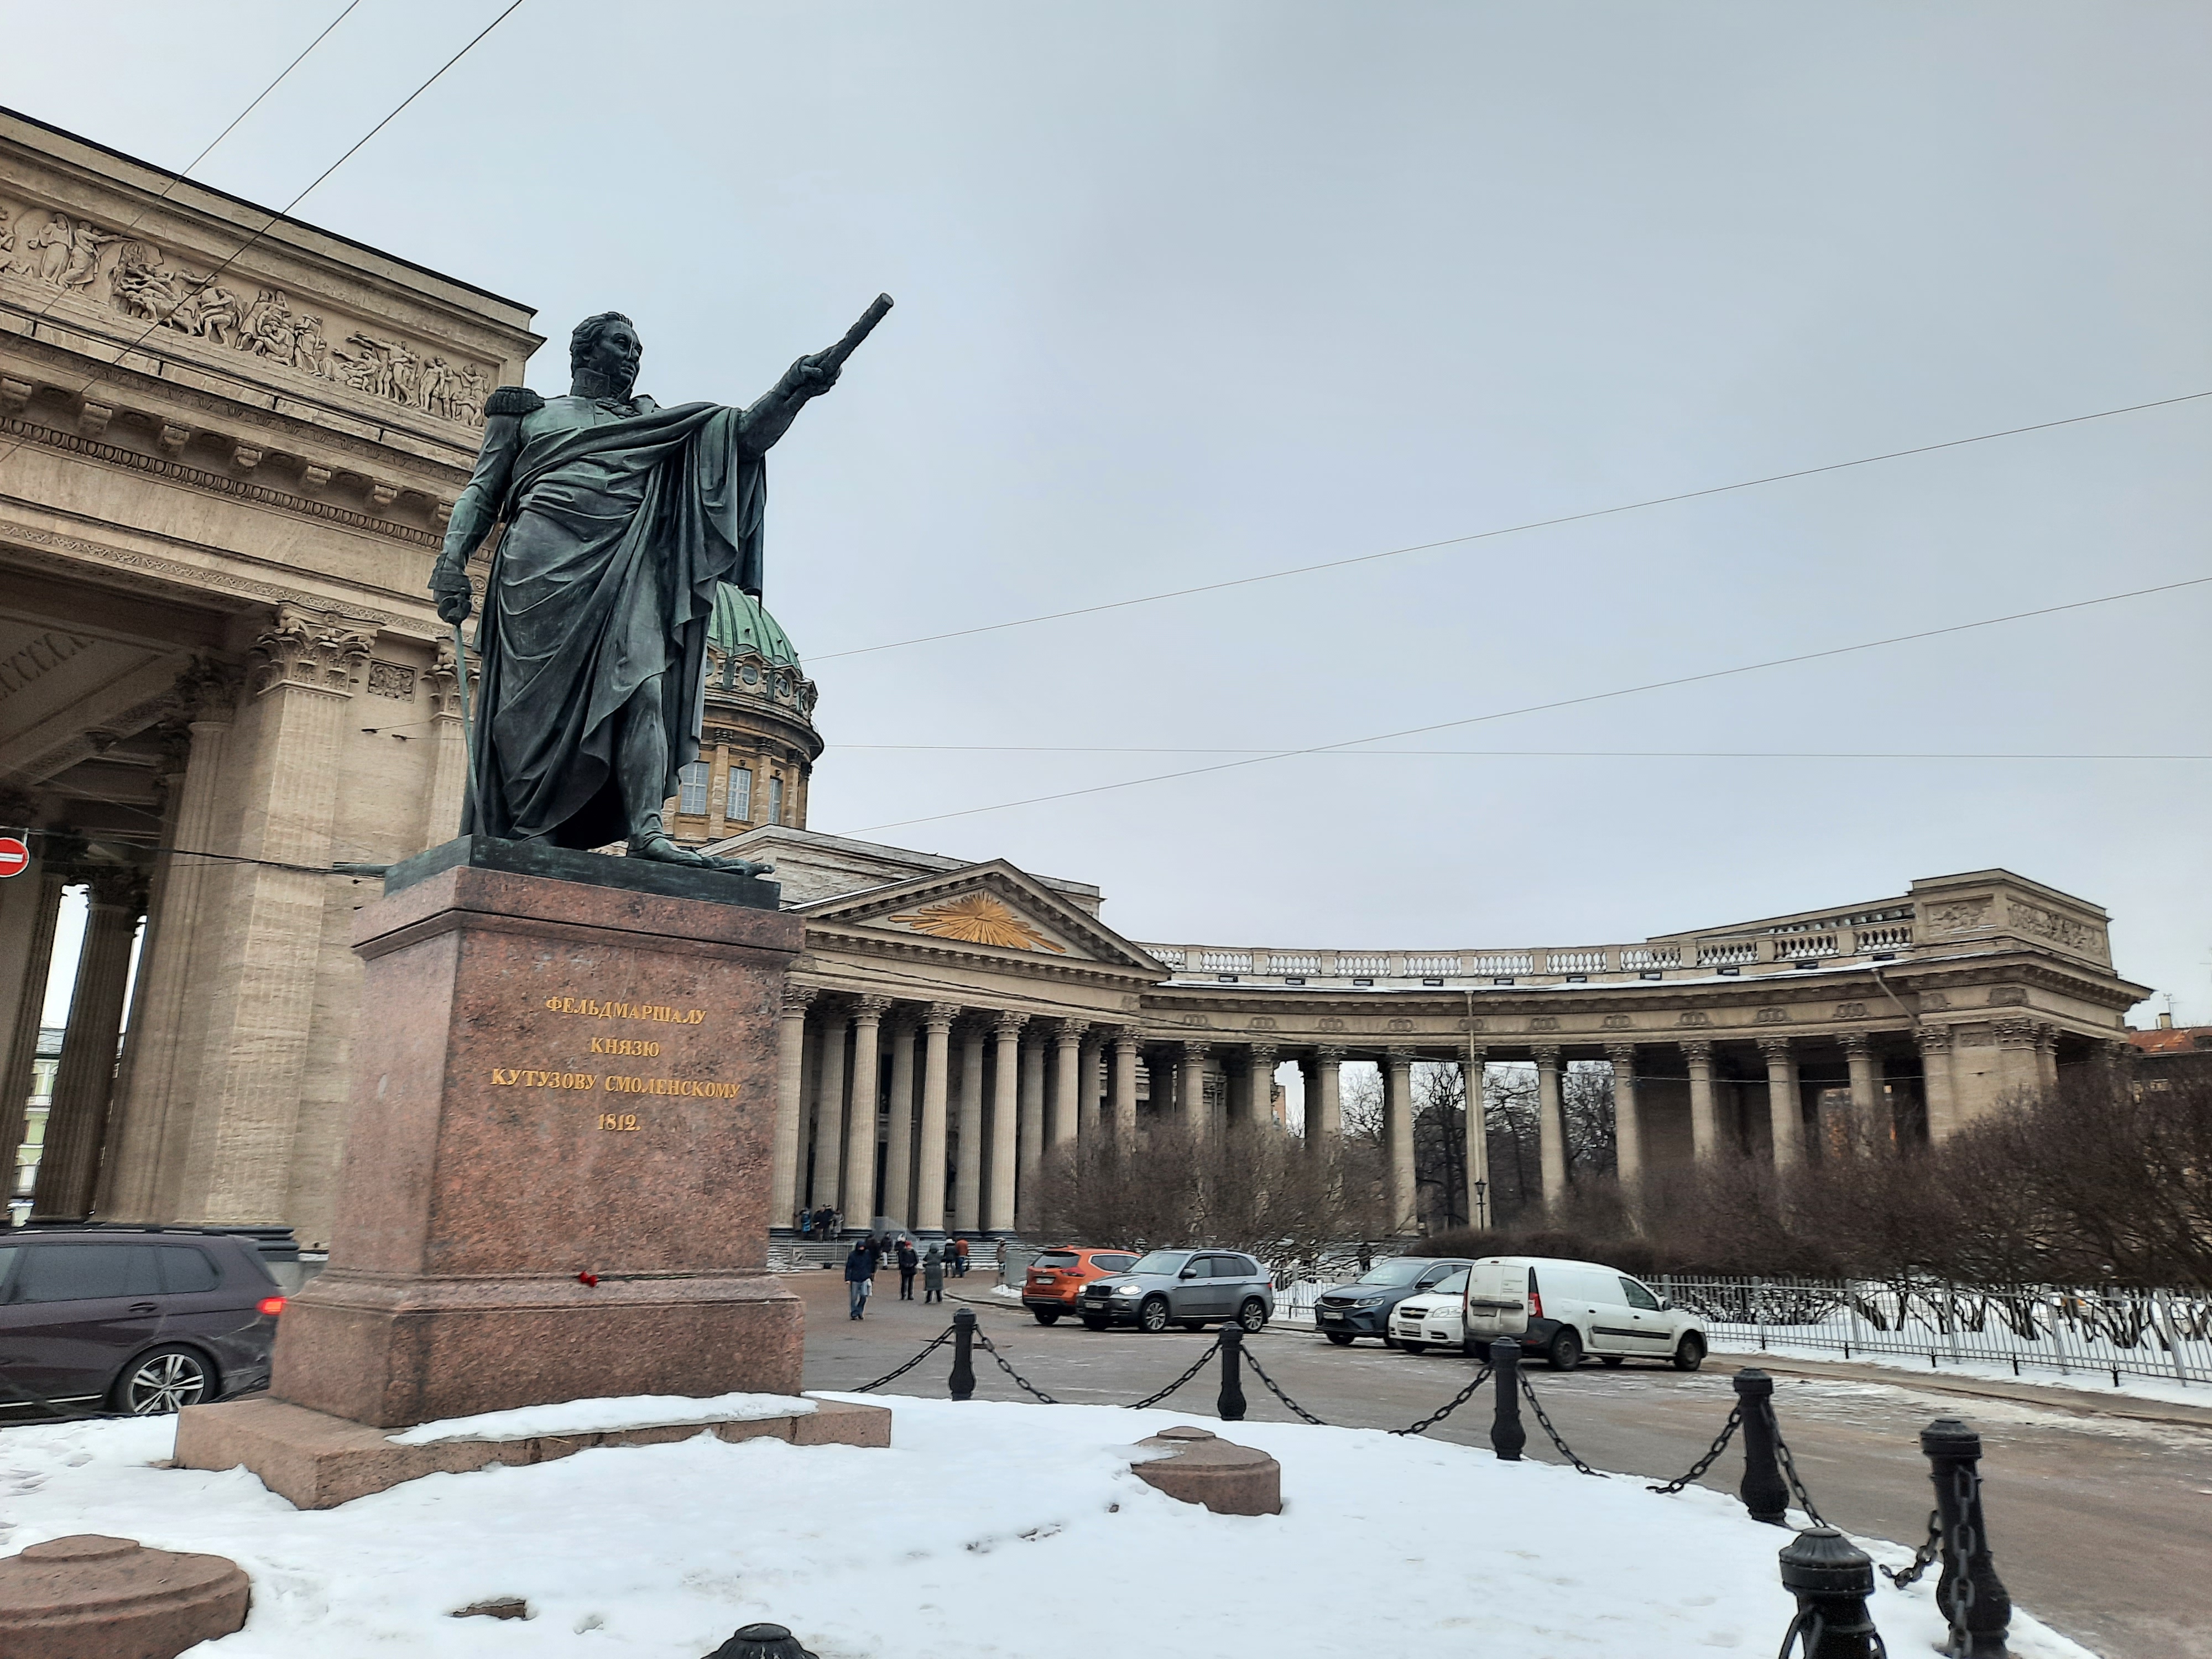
[430,300,888,875]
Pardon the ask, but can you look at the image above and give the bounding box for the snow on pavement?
[0,1394,2100,1658]
[390,1392,816,1445]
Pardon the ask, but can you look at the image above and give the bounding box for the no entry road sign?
[0,833,28,879]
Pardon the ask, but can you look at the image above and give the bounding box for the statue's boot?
[627,810,774,878]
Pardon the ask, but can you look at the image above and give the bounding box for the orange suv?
[1021,1246,1140,1324]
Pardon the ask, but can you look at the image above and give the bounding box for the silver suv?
[1077,1249,1275,1334]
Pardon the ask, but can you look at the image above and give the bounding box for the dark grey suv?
[1313,1255,1473,1345]
[1076,1249,1275,1333]
[0,1228,284,1415]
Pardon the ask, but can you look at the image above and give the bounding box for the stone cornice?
[1,415,439,547]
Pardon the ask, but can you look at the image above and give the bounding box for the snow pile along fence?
[1660,1274,2212,1389]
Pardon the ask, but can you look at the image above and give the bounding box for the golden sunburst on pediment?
[891,892,1068,953]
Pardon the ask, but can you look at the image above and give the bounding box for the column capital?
[1531,1045,1562,1070]
[1604,1041,1637,1068]
[1384,1045,1415,1067]
[250,602,374,698]
[1757,1034,1794,1065]
[1839,1030,1876,1059]
[1054,1018,1088,1042]
[1248,1041,1279,1065]
[2033,1022,2059,1056]
[1312,1045,1346,1065]
[1681,1037,1714,1065]
[1179,1037,1211,1061]
[1917,1025,1954,1055]
[993,1010,1030,1039]
[852,994,894,1024]
[84,865,148,913]
[1465,1043,1489,1063]
[922,1001,959,1032]
[1994,1017,2039,1050]
[1103,1022,1139,1050]
[780,983,818,1015]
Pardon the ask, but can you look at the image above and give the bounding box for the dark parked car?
[1312,1255,1473,1345]
[0,1228,285,1415]
[1077,1249,1275,1333]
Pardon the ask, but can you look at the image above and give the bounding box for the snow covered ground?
[0,1393,2099,1658]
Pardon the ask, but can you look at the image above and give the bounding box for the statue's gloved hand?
[430,561,474,625]
[786,353,842,399]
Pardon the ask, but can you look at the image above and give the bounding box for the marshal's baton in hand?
[813,293,894,375]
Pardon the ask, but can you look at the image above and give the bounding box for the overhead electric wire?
[851,572,2212,834]
[809,388,2212,663]
[837,744,2211,761]
[0,0,526,475]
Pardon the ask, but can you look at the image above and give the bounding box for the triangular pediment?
[797,860,1165,972]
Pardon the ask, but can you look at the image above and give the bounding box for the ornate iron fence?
[1660,1274,2212,1389]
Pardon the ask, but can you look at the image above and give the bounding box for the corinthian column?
[770,985,816,1232]
[1109,1027,1139,1144]
[1919,1026,1958,1142]
[0,857,65,1199]
[34,868,147,1219]
[843,995,891,1222]
[178,604,373,1226]
[989,1011,1027,1234]
[883,1011,917,1226]
[1760,1035,1804,1168]
[1534,1046,1567,1207]
[811,1009,849,1215]
[1683,1039,1719,1160]
[1841,1031,1881,1151]
[1384,1047,1416,1234]
[1178,1041,1210,1139]
[1606,1042,1642,1189]
[1016,1027,1046,1227]
[914,1004,956,1236]
[1051,1020,1085,1150]
[1247,1044,1277,1128]
[1307,1046,1344,1143]
[1462,1045,1490,1228]
[953,1024,985,1232]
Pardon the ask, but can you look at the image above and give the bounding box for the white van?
[1460,1256,1706,1371]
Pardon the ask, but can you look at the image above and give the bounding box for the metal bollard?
[1218,1323,1248,1421]
[1922,1417,2012,1657]
[949,1307,977,1402]
[1735,1369,1790,1525]
[1777,1527,1885,1659]
[1489,1337,1525,1461]
[702,1623,818,1658]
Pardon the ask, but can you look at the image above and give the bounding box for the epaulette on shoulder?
[484,385,544,418]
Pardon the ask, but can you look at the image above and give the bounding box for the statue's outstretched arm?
[430,394,530,622]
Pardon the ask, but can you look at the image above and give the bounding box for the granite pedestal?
[179,838,826,1497]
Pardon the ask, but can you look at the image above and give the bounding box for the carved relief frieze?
[1924,897,1992,935]
[1677,1010,1712,1027]
[366,661,416,700]
[1918,991,1950,1011]
[1601,1013,1632,1030]
[1317,1017,1345,1032]
[2005,899,2106,960]
[1,199,492,427]
[1833,1001,1867,1019]
[1247,1016,1277,1031]
[1528,1015,1559,1032]
[1755,1007,1790,1025]
[1385,1018,1415,1032]
[1986,987,2028,1007]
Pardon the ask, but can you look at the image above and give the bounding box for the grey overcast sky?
[9,2,2209,1019]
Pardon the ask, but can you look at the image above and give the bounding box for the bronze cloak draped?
[465,402,764,848]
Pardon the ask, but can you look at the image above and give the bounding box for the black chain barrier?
[845,1324,957,1395]
[1125,1332,1224,1410]
[1236,1343,1326,1425]
[1880,1512,1943,1590]
[1772,1420,1828,1528]
[1648,1402,1744,1495]
[973,1333,1061,1405]
[1919,1419,2011,1659]
[1518,1372,1606,1477]
[1389,1363,1493,1436]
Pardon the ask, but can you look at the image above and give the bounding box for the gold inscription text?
[601,1074,740,1099]
[597,1113,642,1132]
[544,997,706,1025]
[489,1069,596,1090]
[589,1037,662,1057]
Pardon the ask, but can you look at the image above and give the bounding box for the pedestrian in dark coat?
[896,1239,919,1300]
[843,1241,874,1320]
[922,1243,945,1303]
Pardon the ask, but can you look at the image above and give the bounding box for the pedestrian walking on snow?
[896,1239,919,1300]
[844,1241,874,1320]
[922,1243,945,1303]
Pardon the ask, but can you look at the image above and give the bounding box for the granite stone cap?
[0,1533,250,1659]
[1130,1427,1282,1516]
[388,834,781,911]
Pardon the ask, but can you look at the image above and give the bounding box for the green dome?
[707,584,801,669]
